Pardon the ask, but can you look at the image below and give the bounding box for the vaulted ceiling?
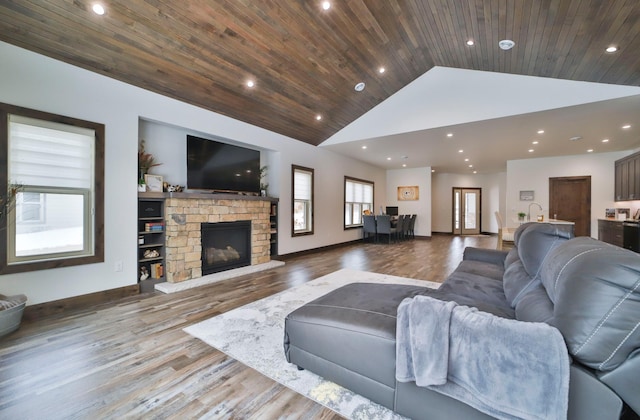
[1,0,639,149]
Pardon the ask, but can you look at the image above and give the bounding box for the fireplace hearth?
[201,221,251,275]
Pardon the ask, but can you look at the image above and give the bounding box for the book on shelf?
[144,222,164,232]
[150,263,164,279]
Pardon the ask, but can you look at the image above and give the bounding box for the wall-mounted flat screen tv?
[187,135,260,193]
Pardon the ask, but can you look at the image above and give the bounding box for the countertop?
[515,218,575,225]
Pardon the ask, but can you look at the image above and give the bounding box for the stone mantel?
[139,191,279,203]
[139,192,278,283]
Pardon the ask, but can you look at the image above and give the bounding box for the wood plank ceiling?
[1,0,639,146]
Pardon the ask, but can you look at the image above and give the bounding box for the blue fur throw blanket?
[396,295,569,420]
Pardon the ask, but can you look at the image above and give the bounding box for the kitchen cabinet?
[598,219,624,247]
[614,151,640,201]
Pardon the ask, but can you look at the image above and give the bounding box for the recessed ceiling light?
[362,145,367,149]
[458,149,463,153]
[447,133,453,137]
[498,39,515,50]
[386,157,391,161]
[315,115,322,121]
[402,164,407,168]
[622,124,631,129]
[587,149,594,153]
[468,164,473,168]
[246,80,255,88]
[570,136,582,141]
[537,130,545,134]
[322,1,331,10]
[92,4,105,15]
[464,158,469,162]
[532,141,539,145]
[605,46,618,53]
[354,82,366,92]
[431,169,435,173]
[602,139,610,143]
[466,40,475,46]
[528,149,535,153]
[378,67,386,74]
[473,171,477,174]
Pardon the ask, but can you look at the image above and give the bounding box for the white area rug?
[184,268,441,419]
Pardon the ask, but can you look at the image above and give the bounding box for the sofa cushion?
[514,281,554,323]
[541,237,640,371]
[502,223,572,308]
[430,271,514,319]
[516,223,572,278]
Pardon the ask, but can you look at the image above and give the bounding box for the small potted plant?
[138,139,162,179]
[259,165,269,196]
[517,212,526,222]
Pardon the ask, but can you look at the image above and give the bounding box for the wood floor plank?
[0,234,496,419]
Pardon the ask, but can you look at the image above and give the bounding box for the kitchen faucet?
[528,202,543,221]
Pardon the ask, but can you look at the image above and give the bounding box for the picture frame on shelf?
[144,174,163,192]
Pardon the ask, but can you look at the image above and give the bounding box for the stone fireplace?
[164,195,272,283]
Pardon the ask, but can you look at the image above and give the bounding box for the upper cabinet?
[615,151,640,201]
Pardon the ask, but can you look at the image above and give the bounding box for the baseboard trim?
[23,284,140,321]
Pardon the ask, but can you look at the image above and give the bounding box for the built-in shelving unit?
[270,202,278,256]
[138,197,165,292]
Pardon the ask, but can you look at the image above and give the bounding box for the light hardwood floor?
[0,234,496,419]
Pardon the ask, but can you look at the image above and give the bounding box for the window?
[292,165,313,236]
[0,103,104,274]
[345,177,374,229]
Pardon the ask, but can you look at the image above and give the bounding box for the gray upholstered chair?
[362,215,377,243]
[395,215,406,241]
[407,214,416,239]
[376,215,397,244]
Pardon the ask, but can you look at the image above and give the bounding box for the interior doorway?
[452,188,481,235]
[549,176,591,237]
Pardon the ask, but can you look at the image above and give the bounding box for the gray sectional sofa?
[284,223,640,419]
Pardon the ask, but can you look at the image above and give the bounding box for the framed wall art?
[397,186,419,201]
[519,190,534,201]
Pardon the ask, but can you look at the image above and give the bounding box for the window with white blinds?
[9,115,95,189]
[292,165,313,235]
[1,103,104,274]
[345,177,374,228]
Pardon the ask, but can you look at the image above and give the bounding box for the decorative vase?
[138,183,147,192]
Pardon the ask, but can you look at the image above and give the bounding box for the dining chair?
[395,215,406,241]
[362,215,377,243]
[375,215,396,244]
[407,214,416,239]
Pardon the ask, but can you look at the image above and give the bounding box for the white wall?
[0,41,386,304]
[506,151,631,236]
[431,172,505,233]
[385,168,432,236]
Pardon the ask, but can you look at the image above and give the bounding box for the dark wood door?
[549,176,591,237]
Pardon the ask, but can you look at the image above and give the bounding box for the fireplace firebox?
[201,221,251,275]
